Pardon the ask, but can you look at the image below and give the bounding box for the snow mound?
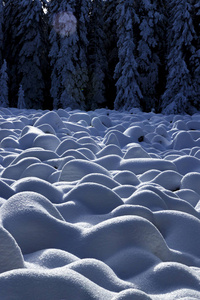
[173,155,200,175]
[33,111,66,131]
[181,172,200,195]
[0,191,79,254]
[0,108,200,299]
[63,183,123,214]
[0,226,24,273]
[82,216,172,262]
[1,157,41,180]
[59,159,110,181]
[33,134,60,151]
[119,158,177,174]
[11,177,63,203]
[79,173,119,189]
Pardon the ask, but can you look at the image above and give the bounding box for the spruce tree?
[114,0,142,111]
[48,0,62,109]
[4,0,21,107]
[57,3,81,109]
[0,0,4,67]
[75,0,89,107]
[0,60,9,107]
[49,0,86,109]
[162,0,198,114]
[17,84,26,109]
[189,1,200,111]
[136,0,165,112]
[87,0,107,110]
[103,0,118,108]
[16,0,48,109]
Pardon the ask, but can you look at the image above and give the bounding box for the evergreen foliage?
[16,0,48,109]
[4,0,21,107]
[0,0,198,114]
[87,0,107,110]
[162,0,199,114]
[0,0,4,67]
[75,0,90,107]
[103,0,118,109]
[114,0,142,110]
[0,60,8,107]
[49,0,87,110]
[136,0,165,112]
[48,0,62,109]
[17,84,26,109]
[190,1,200,111]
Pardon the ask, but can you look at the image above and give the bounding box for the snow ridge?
[0,107,200,299]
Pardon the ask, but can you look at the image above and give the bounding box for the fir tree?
[0,0,4,67]
[4,0,21,107]
[49,0,86,109]
[16,0,48,109]
[103,0,118,108]
[40,0,52,110]
[75,0,90,107]
[162,0,198,114]
[17,84,26,109]
[87,0,107,110]
[136,0,165,112]
[0,60,9,107]
[59,27,83,109]
[114,0,142,110]
[189,1,200,111]
[48,0,62,109]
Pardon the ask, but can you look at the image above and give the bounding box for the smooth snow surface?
[0,107,200,299]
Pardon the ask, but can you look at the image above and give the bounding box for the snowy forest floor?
[0,107,200,299]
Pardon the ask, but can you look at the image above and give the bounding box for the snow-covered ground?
[0,106,200,299]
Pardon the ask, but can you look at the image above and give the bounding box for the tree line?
[0,0,199,114]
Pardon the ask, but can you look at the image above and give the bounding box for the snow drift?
[0,107,200,299]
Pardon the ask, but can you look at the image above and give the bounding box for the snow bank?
[0,108,200,299]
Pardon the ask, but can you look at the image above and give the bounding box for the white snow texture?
[0,107,200,299]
